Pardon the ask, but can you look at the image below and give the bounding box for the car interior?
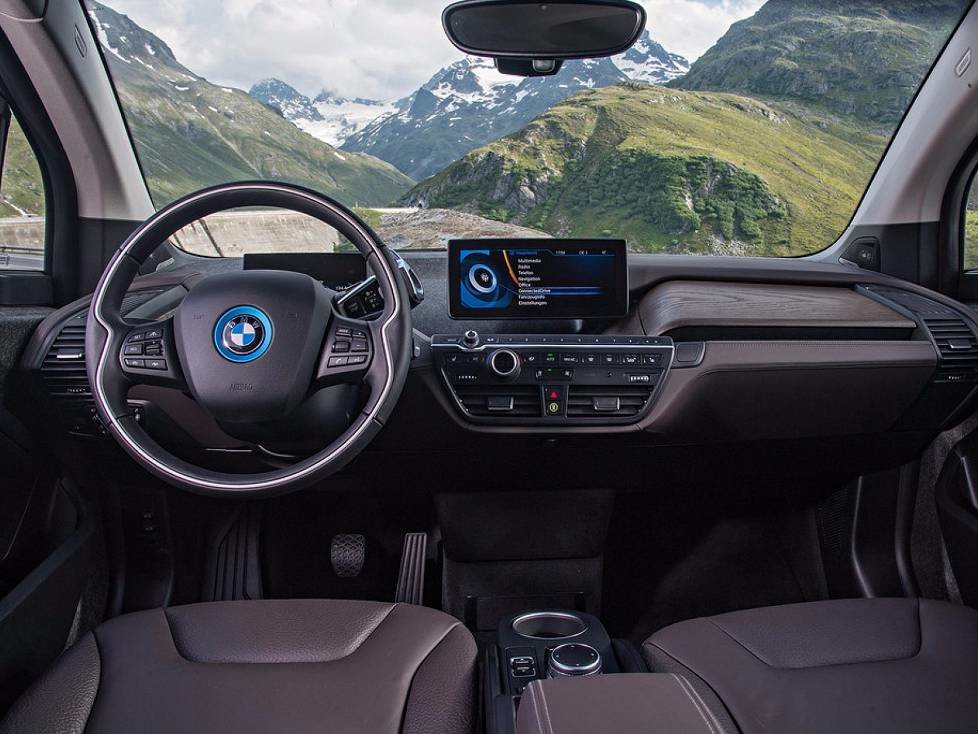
[2,0,978,731]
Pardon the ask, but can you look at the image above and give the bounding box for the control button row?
[534,368,575,381]
[518,352,663,367]
[125,357,167,371]
[434,334,668,347]
[127,328,164,343]
[123,339,164,357]
[332,339,369,354]
[327,354,368,368]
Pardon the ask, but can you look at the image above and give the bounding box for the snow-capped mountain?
[249,82,396,147]
[616,32,690,84]
[249,30,689,179]
[340,55,627,180]
[250,78,323,121]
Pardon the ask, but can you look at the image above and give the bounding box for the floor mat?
[603,487,827,644]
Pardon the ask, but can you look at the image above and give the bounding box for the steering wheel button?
[144,328,164,340]
[328,356,349,368]
[146,359,167,371]
[351,340,369,353]
[352,329,367,340]
[124,344,144,356]
[124,358,146,369]
[333,341,351,353]
[336,327,352,337]
[348,355,368,365]
[127,332,145,343]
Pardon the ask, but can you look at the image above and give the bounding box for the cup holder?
[512,612,589,640]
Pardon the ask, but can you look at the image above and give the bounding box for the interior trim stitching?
[397,620,466,734]
[79,632,103,734]
[671,673,719,734]
[536,680,555,734]
[161,602,398,664]
[643,642,758,733]
[706,604,924,670]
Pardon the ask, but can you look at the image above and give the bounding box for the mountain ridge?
[88,1,413,208]
[248,30,689,179]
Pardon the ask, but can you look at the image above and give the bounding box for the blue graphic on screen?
[458,247,614,312]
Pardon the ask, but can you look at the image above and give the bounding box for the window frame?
[0,28,78,306]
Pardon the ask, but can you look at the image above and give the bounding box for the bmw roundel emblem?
[214,306,273,363]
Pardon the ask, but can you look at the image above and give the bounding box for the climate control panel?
[431,332,673,426]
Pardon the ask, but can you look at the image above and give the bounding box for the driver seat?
[0,599,477,734]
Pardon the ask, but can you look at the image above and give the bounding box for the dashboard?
[16,240,978,488]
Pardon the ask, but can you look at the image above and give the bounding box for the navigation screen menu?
[449,239,628,319]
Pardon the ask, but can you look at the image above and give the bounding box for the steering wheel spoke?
[316,315,376,386]
[88,183,412,497]
[118,317,188,391]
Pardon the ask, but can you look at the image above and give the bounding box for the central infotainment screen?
[448,239,628,319]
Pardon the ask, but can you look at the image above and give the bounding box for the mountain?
[248,83,396,147]
[342,31,689,179]
[249,78,323,121]
[401,84,882,256]
[674,0,968,126]
[341,56,627,181]
[617,32,690,84]
[87,2,413,208]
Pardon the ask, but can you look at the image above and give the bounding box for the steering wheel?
[86,183,413,498]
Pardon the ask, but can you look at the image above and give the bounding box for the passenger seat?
[643,598,978,733]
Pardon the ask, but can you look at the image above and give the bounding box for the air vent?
[454,384,542,417]
[923,316,978,381]
[567,385,653,418]
[40,316,90,403]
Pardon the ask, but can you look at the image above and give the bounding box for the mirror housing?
[442,0,646,74]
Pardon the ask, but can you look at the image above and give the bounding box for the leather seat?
[643,598,978,734]
[0,599,477,734]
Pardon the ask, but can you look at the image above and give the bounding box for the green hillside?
[0,118,44,217]
[88,2,412,209]
[402,85,883,255]
[675,0,967,127]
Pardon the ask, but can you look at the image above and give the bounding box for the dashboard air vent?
[567,385,654,418]
[454,384,542,418]
[40,315,90,402]
[923,316,978,380]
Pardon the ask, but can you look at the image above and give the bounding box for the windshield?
[83,0,968,257]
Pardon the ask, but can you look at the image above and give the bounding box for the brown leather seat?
[643,598,978,734]
[0,599,477,734]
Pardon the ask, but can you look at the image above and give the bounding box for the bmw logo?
[214,306,273,363]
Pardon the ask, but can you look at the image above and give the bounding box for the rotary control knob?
[488,349,521,381]
[547,643,602,678]
[463,330,480,349]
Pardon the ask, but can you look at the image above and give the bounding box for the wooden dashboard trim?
[639,281,916,335]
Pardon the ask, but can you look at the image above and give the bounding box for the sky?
[100,0,764,100]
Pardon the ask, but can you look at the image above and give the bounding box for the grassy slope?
[1,118,44,217]
[675,0,965,128]
[405,85,883,255]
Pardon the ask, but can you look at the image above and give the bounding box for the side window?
[965,178,978,272]
[0,111,45,271]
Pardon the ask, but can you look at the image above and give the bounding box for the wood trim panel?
[639,281,916,335]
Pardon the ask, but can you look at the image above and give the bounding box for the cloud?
[101,0,762,100]
[643,0,765,61]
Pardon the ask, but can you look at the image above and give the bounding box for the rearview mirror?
[442,0,646,60]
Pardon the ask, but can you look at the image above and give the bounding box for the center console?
[431,332,673,425]
[488,610,622,733]
[487,608,733,734]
